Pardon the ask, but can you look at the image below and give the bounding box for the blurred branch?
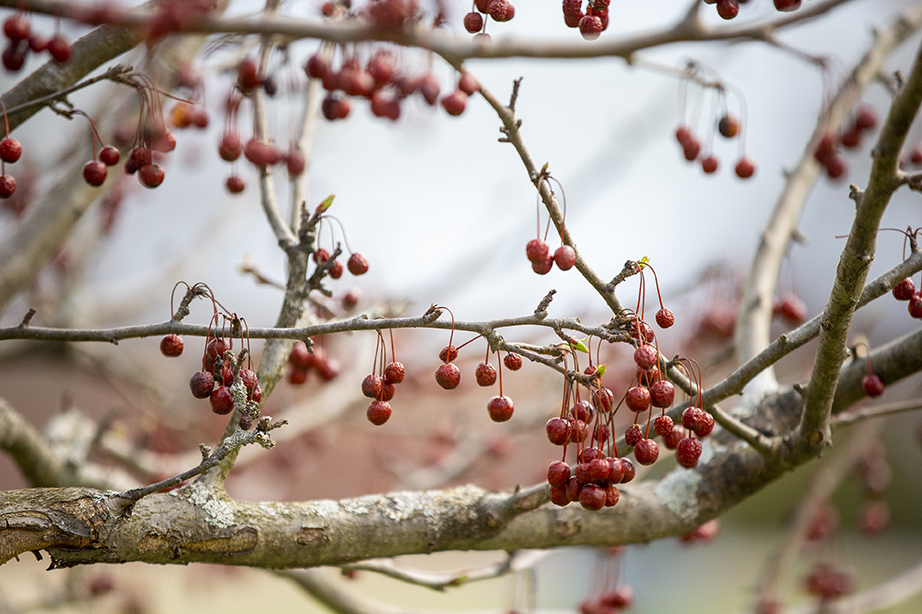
[735,1,922,385]
[833,397,922,427]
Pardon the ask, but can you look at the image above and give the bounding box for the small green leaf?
[570,337,589,353]
[316,194,335,213]
[595,364,606,376]
[639,256,650,266]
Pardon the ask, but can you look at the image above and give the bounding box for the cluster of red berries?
[891,275,922,320]
[704,0,801,21]
[187,335,262,420]
[288,340,341,385]
[463,0,516,36]
[813,105,878,181]
[306,49,478,121]
[362,0,422,30]
[561,0,610,41]
[2,12,70,72]
[360,332,406,425]
[674,114,755,179]
[854,341,885,398]
[0,118,21,199]
[526,237,576,274]
[578,586,633,614]
[804,561,856,603]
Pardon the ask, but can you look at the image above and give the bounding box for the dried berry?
[159,334,183,357]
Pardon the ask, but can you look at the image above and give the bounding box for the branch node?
[199,444,212,461]
[18,308,36,327]
[534,289,556,318]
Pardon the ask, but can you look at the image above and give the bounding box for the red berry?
[578,15,603,40]
[862,374,884,397]
[139,164,164,188]
[99,146,120,166]
[288,367,309,385]
[2,42,26,72]
[549,485,569,507]
[701,155,719,174]
[909,293,922,318]
[682,407,707,431]
[504,353,523,370]
[240,369,258,392]
[441,90,467,116]
[288,341,312,369]
[546,417,570,445]
[591,387,614,413]
[366,400,392,425]
[47,34,71,63]
[384,362,405,384]
[774,0,801,11]
[718,114,739,138]
[237,58,260,92]
[487,0,511,22]
[637,365,659,387]
[531,254,553,275]
[305,53,330,79]
[370,92,401,121]
[653,414,674,436]
[439,345,459,363]
[892,278,915,301]
[367,52,395,85]
[475,0,489,11]
[634,438,659,465]
[0,174,15,198]
[734,157,756,179]
[3,14,30,42]
[328,259,344,279]
[633,344,658,369]
[458,73,479,96]
[159,334,183,357]
[554,245,577,270]
[380,382,395,402]
[624,424,642,447]
[0,138,21,163]
[779,294,807,324]
[547,460,571,488]
[854,105,877,131]
[910,147,922,165]
[286,148,306,177]
[814,132,837,164]
[475,361,497,386]
[625,386,651,412]
[664,425,684,449]
[313,248,330,264]
[487,395,514,422]
[655,307,674,329]
[694,413,715,438]
[606,458,625,484]
[219,134,243,161]
[825,155,847,180]
[683,138,701,161]
[210,386,235,415]
[83,160,107,186]
[463,11,484,33]
[362,374,384,399]
[244,138,280,168]
[650,380,675,408]
[676,437,703,468]
[579,484,606,510]
[716,0,739,19]
[321,95,351,120]
[435,363,461,389]
[525,238,549,263]
[347,252,369,275]
[840,127,861,149]
[226,175,245,194]
[190,371,214,398]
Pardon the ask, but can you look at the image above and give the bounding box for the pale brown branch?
[833,397,922,427]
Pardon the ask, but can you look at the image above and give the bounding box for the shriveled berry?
[250,384,262,403]
[650,380,675,408]
[328,259,344,279]
[637,365,660,387]
[504,352,523,370]
[633,344,658,369]
[892,278,915,301]
[366,400,392,425]
[190,370,214,398]
[579,484,606,510]
[384,362,405,384]
[682,406,707,431]
[653,414,674,436]
[607,457,625,484]
[159,334,183,357]
[463,11,484,33]
[578,15,603,40]
[620,458,636,483]
[625,386,651,412]
[238,415,253,430]
[664,425,684,449]
[633,438,659,465]
[380,382,395,402]
[565,476,581,502]
[435,363,461,389]
[210,386,235,415]
[695,413,716,437]
[547,460,571,488]
[716,0,739,19]
[487,395,514,422]
[83,160,107,186]
[577,447,602,464]
[0,138,21,163]
[629,320,654,342]
[439,345,459,363]
[362,374,384,399]
[549,485,569,507]
[624,424,642,447]
[862,374,884,397]
[347,252,369,275]
[546,417,570,445]
[591,387,614,413]
[774,0,801,11]
[554,245,576,270]
[525,238,549,263]
[240,369,258,392]
[475,361,497,386]
[676,437,703,468]
[655,307,675,328]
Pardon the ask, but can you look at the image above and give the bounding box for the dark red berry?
[591,387,614,413]
[305,53,330,79]
[219,134,243,161]
[288,341,312,369]
[633,344,658,369]
[650,380,675,408]
[637,365,660,387]
[0,174,15,198]
[664,425,684,449]
[633,438,659,465]
[718,114,739,138]
[682,407,708,431]
[620,458,636,483]
[607,458,625,484]
[892,278,915,301]
[83,160,107,186]
[321,95,351,120]
[366,400,392,425]
[99,146,120,166]
[139,164,164,188]
[237,58,260,92]
[826,155,847,180]
[347,252,369,275]
[190,371,214,398]
[716,0,739,19]
[504,352,523,370]
[226,175,245,193]
[384,362,405,385]
[487,395,514,422]
[549,485,569,507]
[0,138,21,163]
[735,158,756,179]
[439,345,459,363]
[579,484,606,510]
[240,369,258,392]
[774,0,801,11]
[525,238,549,263]
[655,307,675,329]
[475,361,497,386]
[910,293,922,318]
[694,413,715,438]
[547,460,571,488]
[840,127,861,149]
[288,366,308,385]
[701,155,719,174]
[683,138,701,161]
[578,15,603,40]
[554,245,576,270]
[531,254,553,275]
[624,424,642,447]
[625,386,651,412]
[435,363,461,389]
[676,437,703,468]
[854,105,877,131]
[463,11,484,32]
[159,334,183,357]
[210,386,235,414]
[328,259,344,279]
[441,90,467,116]
[546,417,570,445]
[653,414,674,436]
[862,374,884,397]
[630,319,655,342]
[362,374,384,399]
[47,34,70,63]
[2,42,26,72]
[3,14,30,42]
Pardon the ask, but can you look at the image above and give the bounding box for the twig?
[833,397,922,428]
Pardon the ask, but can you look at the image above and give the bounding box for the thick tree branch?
[800,36,922,451]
